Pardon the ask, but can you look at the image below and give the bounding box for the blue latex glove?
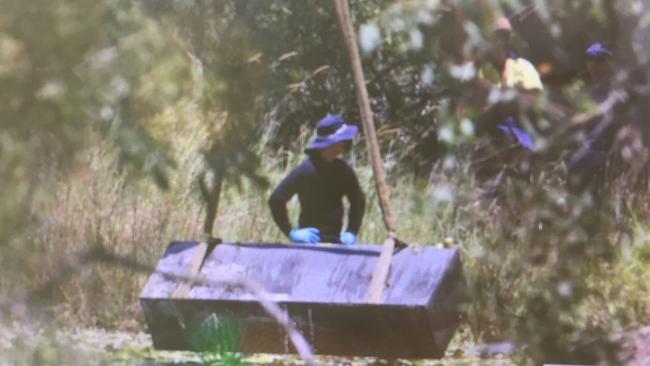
[340,232,357,245]
[498,117,536,151]
[289,227,320,244]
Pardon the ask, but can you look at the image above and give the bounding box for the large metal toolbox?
[140,242,466,359]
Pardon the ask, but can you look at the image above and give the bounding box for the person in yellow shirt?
[502,56,544,91]
[472,17,546,183]
[482,17,544,92]
[478,17,543,151]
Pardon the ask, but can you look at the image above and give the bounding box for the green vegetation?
[1,0,650,364]
[6,125,649,364]
[192,315,244,366]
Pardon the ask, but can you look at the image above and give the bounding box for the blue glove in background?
[497,117,535,151]
[340,232,357,245]
[289,227,320,243]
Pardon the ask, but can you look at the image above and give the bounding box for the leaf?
[247,52,263,64]
[359,23,381,53]
[287,82,304,91]
[277,51,298,62]
[311,65,330,76]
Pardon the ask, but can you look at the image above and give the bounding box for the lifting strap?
[171,241,210,299]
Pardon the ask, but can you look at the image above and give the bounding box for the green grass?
[1,119,649,364]
[192,314,244,366]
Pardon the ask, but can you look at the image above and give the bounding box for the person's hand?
[340,232,357,245]
[289,227,320,244]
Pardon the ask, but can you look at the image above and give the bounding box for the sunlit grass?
[2,109,649,364]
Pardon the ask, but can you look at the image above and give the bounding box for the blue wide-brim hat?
[586,42,613,59]
[305,115,359,151]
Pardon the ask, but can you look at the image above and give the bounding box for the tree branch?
[12,245,316,365]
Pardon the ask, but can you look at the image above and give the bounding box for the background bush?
[1,0,650,364]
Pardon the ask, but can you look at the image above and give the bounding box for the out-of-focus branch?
[549,89,627,149]
[12,245,317,365]
[570,89,628,125]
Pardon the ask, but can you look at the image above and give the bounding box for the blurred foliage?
[0,0,190,245]
[148,1,270,190]
[2,0,650,364]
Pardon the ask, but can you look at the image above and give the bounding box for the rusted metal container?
[140,241,465,359]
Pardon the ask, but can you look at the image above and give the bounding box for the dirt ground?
[2,321,648,365]
[0,322,515,365]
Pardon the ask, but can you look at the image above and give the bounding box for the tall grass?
[3,112,649,358]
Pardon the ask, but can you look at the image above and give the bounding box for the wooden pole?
[332,0,396,233]
[332,0,402,304]
[170,240,209,298]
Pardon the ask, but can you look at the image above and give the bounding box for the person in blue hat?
[566,42,616,191]
[268,115,365,245]
[586,43,613,67]
[585,42,614,102]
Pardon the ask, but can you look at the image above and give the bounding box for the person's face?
[343,140,352,152]
[320,141,347,161]
[493,29,511,48]
[488,30,510,67]
[587,57,612,81]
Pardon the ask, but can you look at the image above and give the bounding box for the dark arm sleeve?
[343,164,365,235]
[268,167,302,237]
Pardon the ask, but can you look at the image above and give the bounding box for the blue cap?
[586,42,613,59]
[305,115,359,151]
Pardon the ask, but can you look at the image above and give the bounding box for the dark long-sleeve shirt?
[268,154,365,240]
